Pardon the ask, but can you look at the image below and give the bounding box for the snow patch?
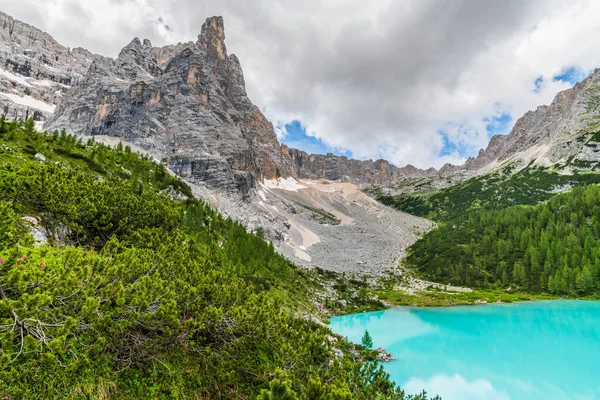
[263,177,308,192]
[257,189,267,202]
[0,92,56,113]
[32,79,67,88]
[0,68,32,87]
[0,68,66,89]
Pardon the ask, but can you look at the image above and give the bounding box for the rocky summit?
[458,68,600,174]
[46,16,294,199]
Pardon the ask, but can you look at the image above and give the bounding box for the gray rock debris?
[21,215,71,246]
[332,348,344,359]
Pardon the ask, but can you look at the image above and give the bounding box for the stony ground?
[209,177,435,275]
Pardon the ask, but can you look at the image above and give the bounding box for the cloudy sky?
[2,0,600,168]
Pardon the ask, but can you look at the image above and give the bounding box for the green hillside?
[405,185,600,295]
[0,119,435,399]
[372,163,600,222]
[373,155,600,299]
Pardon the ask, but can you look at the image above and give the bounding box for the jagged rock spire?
[198,16,228,70]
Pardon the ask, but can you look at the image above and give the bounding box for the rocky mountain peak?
[41,14,427,201]
[457,67,600,174]
[198,16,228,70]
[115,36,161,79]
[44,15,295,199]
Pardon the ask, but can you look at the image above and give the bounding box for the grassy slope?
[0,119,436,399]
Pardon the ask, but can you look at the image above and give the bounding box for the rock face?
[286,146,434,184]
[454,69,600,174]
[0,11,95,123]
[46,16,295,198]
[376,347,395,362]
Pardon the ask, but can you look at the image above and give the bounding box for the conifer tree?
[361,330,373,349]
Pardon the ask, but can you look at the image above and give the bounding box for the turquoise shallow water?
[329,301,600,400]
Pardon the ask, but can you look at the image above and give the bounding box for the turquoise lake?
[329,301,600,400]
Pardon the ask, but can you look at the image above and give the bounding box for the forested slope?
[0,119,435,399]
[406,185,600,295]
[373,164,600,222]
[374,160,600,298]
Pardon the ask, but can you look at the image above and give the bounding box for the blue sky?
[437,112,513,159]
[281,112,515,164]
[280,64,587,168]
[553,66,589,85]
[280,121,353,158]
[534,66,589,93]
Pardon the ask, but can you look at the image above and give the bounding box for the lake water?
[329,301,600,400]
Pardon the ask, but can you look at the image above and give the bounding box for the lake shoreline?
[328,289,600,319]
[371,288,600,309]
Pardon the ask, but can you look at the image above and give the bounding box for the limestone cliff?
[286,146,434,184]
[0,11,94,122]
[46,17,295,198]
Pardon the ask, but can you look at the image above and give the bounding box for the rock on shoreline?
[376,347,395,362]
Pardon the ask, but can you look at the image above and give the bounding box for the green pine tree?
[361,330,373,349]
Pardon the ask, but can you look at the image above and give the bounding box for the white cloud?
[1,0,600,168]
[403,374,511,400]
